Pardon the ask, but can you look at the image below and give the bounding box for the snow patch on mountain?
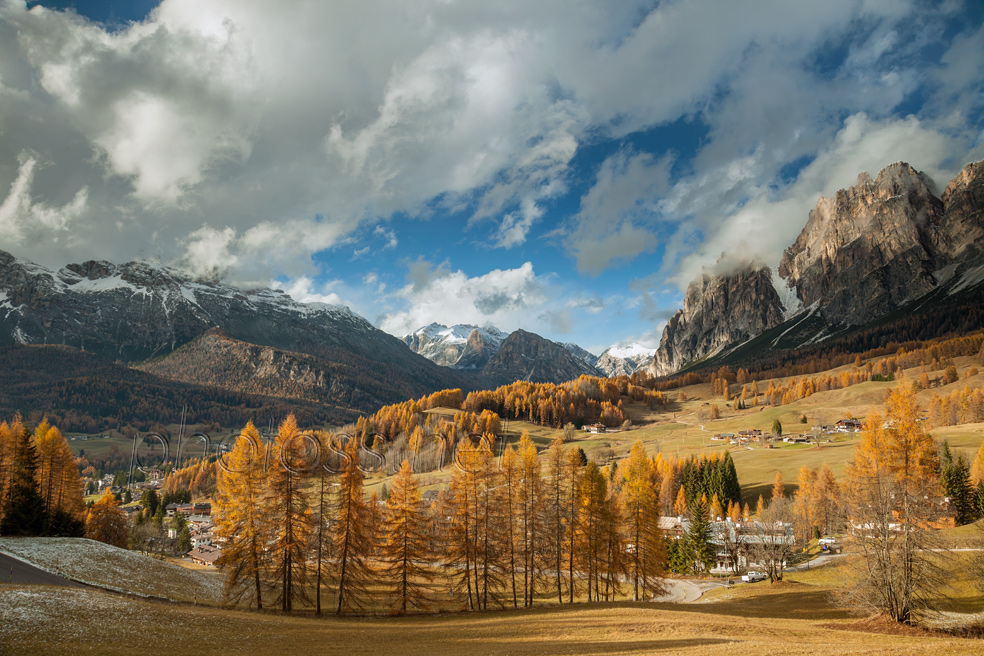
[595,342,656,377]
[772,265,803,320]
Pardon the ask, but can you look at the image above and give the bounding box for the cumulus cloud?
[379,260,567,337]
[271,276,347,307]
[0,152,88,246]
[0,0,981,350]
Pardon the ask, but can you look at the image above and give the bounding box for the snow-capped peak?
[602,342,657,360]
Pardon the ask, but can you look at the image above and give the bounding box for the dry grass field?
[2,577,983,656]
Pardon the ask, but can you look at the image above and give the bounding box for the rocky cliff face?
[778,162,944,324]
[482,329,601,386]
[402,323,601,384]
[650,264,785,376]
[650,159,984,376]
[938,160,984,264]
[456,327,504,370]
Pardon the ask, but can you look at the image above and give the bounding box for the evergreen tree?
[682,496,714,575]
[940,453,975,525]
[720,452,742,505]
[0,426,48,536]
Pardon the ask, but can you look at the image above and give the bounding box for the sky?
[1,0,983,355]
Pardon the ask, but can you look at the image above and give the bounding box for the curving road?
[0,552,87,588]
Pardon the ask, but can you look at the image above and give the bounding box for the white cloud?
[180,225,238,279]
[0,152,88,246]
[378,260,571,338]
[0,0,979,358]
[271,276,346,307]
[373,225,398,250]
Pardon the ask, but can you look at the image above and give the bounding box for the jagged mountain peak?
[482,329,601,386]
[650,262,784,376]
[402,323,506,369]
[650,158,984,376]
[595,342,656,377]
[778,159,944,325]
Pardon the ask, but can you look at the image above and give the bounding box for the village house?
[836,419,862,432]
[188,544,222,567]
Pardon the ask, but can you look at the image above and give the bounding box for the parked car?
[742,571,766,582]
[818,536,837,545]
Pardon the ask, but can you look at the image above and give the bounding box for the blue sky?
[2,1,983,354]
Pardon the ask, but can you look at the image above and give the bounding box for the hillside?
[0,250,470,421]
[137,329,447,416]
[355,341,984,508]
[0,537,223,604]
[0,344,350,432]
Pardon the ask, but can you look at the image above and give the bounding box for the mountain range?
[1,157,982,429]
[0,251,472,426]
[646,159,984,376]
[400,323,656,379]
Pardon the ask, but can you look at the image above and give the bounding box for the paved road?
[0,552,87,588]
[652,578,726,602]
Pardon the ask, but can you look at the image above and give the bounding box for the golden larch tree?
[267,414,313,612]
[382,459,432,614]
[620,441,666,601]
[334,438,375,614]
[86,491,128,548]
[517,432,546,606]
[842,387,945,624]
[214,422,270,609]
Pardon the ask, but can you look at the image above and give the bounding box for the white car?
[742,571,766,582]
[818,536,837,545]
